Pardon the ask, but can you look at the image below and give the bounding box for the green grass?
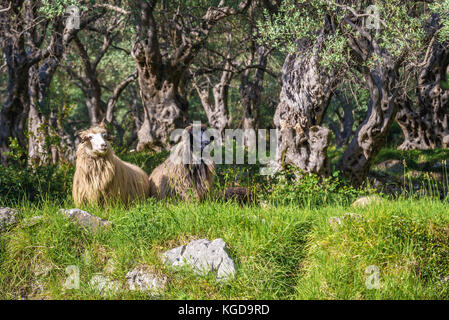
[328,147,449,171]
[2,197,449,299]
[2,148,449,299]
[374,148,449,168]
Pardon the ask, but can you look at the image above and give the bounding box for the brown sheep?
[149,124,215,201]
[72,123,150,206]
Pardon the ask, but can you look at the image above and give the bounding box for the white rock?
[163,238,236,281]
[0,207,18,232]
[60,208,112,233]
[125,265,167,292]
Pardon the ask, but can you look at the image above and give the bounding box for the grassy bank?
[1,197,449,299]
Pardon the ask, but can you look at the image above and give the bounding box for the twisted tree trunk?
[132,46,189,151]
[0,40,29,164]
[338,60,399,186]
[240,45,269,131]
[130,0,249,151]
[396,97,432,150]
[416,41,449,148]
[395,15,449,150]
[195,62,233,137]
[27,56,76,165]
[27,63,54,166]
[274,35,336,176]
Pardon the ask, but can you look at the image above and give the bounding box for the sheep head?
[79,122,113,157]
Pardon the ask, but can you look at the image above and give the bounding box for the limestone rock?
[163,238,235,281]
[126,265,167,292]
[60,208,112,233]
[0,207,18,232]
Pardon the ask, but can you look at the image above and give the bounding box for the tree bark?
[395,15,449,150]
[395,49,449,150]
[326,93,354,148]
[0,39,30,164]
[274,35,336,176]
[240,46,269,131]
[194,61,233,137]
[132,39,189,151]
[338,60,399,186]
[416,40,449,148]
[396,97,432,150]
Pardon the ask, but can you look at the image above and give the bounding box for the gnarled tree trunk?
[395,16,449,150]
[396,97,432,150]
[129,0,249,151]
[0,40,29,164]
[132,44,189,151]
[240,45,269,131]
[27,57,74,166]
[416,41,449,148]
[338,60,399,186]
[195,61,233,137]
[274,35,336,176]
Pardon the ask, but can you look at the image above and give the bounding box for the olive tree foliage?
[259,0,439,186]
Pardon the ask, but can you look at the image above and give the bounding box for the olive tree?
[260,0,435,185]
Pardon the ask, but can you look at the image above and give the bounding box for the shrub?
[266,167,365,208]
[0,164,74,205]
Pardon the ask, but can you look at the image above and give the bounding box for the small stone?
[125,265,167,292]
[33,264,52,278]
[0,207,18,232]
[163,238,236,281]
[59,208,112,233]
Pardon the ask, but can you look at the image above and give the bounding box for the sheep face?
[80,127,111,157]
